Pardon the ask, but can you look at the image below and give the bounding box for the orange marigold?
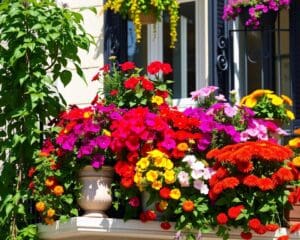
[47,208,56,218]
[222,177,239,189]
[182,200,194,212]
[257,178,275,191]
[52,185,64,196]
[243,175,259,187]
[45,176,57,188]
[35,201,46,212]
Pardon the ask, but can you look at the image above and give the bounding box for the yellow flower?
[177,142,189,152]
[35,202,46,212]
[251,89,273,98]
[288,138,300,148]
[134,172,143,184]
[154,157,167,168]
[292,156,300,167]
[146,170,159,182]
[151,95,164,106]
[239,95,249,105]
[267,94,283,106]
[164,170,176,184]
[83,111,92,119]
[137,157,150,170]
[245,97,257,108]
[47,208,56,218]
[148,149,165,159]
[294,128,300,135]
[152,181,162,190]
[158,200,168,211]
[281,94,293,106]
[102,129,111,136]
[170,188,181,200]
[286,110,295,120]
[165,159,174,170]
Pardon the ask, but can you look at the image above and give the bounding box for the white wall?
[57,0,105,106]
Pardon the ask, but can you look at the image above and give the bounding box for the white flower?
[191,161,205,171]
[202,168,214,180]
[177,171,190,187]
[191,169,204,180]
[182,155,196,166]
[193,180,209,195]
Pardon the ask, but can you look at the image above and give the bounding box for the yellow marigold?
[154,157,166,168]
[151,95,164,106]
[239,95,249,105]
[170,188,181,200]
[177,142,189,152]
[137,157,150,170]
[286,110,295,120]
[267,94,283,106]
[281,94,293,106]
[151,181,162,190]
[164,170,176,184]
[251,89,273,98]
[47,208,56,218]
[35,202,46,212]
[159,200,168,211]
[244,97,257,108]
[53,185,64,196]
[288,138,300,148]
[102,129,111,136]
[146,170,159,182]
[83,111,92,119]
[134,172,143,184]
[165,159,174,170]
[44,217,55,225]
[292,156,300,167]
[294,128,300,135]
[148,149,165,159]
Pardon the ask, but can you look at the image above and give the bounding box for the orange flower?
[294,128,300,136]
[52,185,64,196]
[47,208,56,218]
[176,142,189,152]
[182,200,194,212]
[45,177,57,188]
[281,94,293,106]
[35,202,46,212]
[44,217,55,225]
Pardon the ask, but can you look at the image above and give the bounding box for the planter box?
[287,203,300,223]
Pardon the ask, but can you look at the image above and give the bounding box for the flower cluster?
[93,59,172,110]
[223,0,290,28]
[103,0,179,48]
[240,89,295,125]
[206,140,298,239]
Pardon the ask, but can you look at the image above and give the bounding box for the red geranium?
[240,232,252,240]
[227,205,244,219]
[248,218,261,231]
[147,61,162,75]
[120,61,136,71]
[124,77,139,89]
[216,213,228,225]
[159,187,171,199]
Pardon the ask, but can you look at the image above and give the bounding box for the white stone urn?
[77,165,114,218]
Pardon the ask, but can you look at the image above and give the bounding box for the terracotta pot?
[287,203,300,224]
[140,10,157,25]
[77,165,114,218]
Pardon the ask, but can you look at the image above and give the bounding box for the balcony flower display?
[103,0,179,48]
[240,89,295,125]
[223,0,291,28]
[206,140,298,239]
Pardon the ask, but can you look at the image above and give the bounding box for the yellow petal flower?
[137,157,150,170]
[165,159,174,170]
[151,181,162,190]
[267,94,284,106]
[239,95,249,105]
[292,156,300,167]
[151,95,164,106]
[245,97,257,108]
[286,110,295,120]
[146,170,159,182]
[103,129,111,136]
[251,89,273,98]
[170,188,181,200]
[281,94,293,106]
[148,149,165,159]
[159,200,168,211]
[288,138,300,148]
[164,170,176,184]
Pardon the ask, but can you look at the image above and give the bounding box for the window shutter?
[104,9,128,64]
[290,0,300,128]
[209,0,229,95]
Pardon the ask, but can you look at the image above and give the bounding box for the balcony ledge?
[38,217,300,240]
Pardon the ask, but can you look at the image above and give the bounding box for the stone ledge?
[38,217,300,240]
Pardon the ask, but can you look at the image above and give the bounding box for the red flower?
[216,213,228,225]
[141,77,154,91]
[254,225,267,235]
[110,89,119,96]
[240,232,252,240]
[156,90,169,98]
[147,61,162,75]
[28,181,35,191]
[243,175,259,187]
[121,177,134,188]
[248,218,261,231]
[228,205,244,219]
[222,177,239,189]
[128,196,140,207]
[145,210,156,221]
[91,72,99,81]
[266,223,279,232]
[139,212,147,222]
[124,77,140,89]
[91,94,99,105]
[257,178,275,191]
[159,187,171,199]
[272,167,294,185]
[160,222,171,230]
[161,63,173,74]
[127,152,139,163]
[120,61,135,71]
[212,181,223,195]
[290,223,300,233]
[100,64,110,73]
[28,167,36,178]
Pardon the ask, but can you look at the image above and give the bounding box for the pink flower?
[129,196,140,207]
[178,171,190,187]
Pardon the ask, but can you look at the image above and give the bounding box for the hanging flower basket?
[140,10,157,25]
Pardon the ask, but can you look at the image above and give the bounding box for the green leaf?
[259,204,271,213]
[5,203,14,217]
[60,70,72,86]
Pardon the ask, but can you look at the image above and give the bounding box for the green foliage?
[0,0,92,239]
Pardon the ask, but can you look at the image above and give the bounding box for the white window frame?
[146,0,209,108]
